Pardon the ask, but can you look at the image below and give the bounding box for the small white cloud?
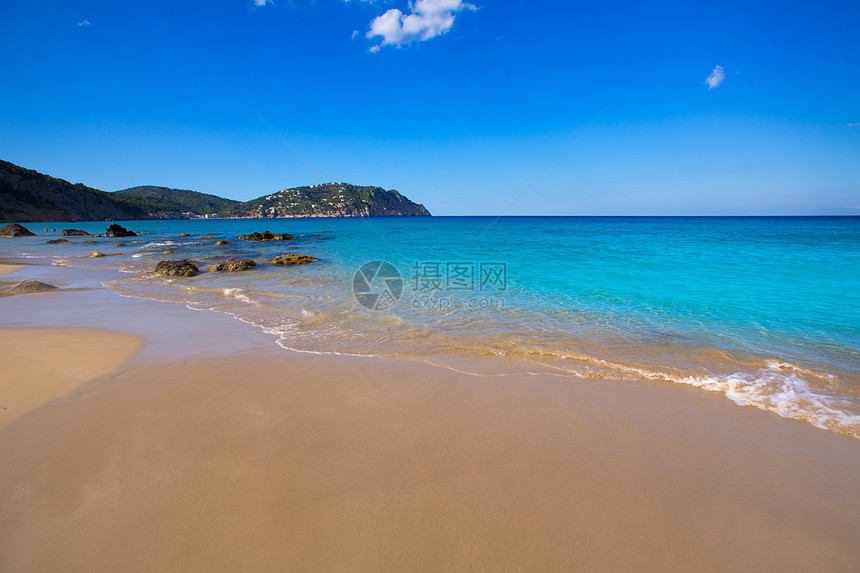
[352,29,359,40]
[254,0,272,6]
[706,65,725,89]
[847,123,860,127]
[368,45,381,53]
[77,19,91,26]
[367,0,476,50]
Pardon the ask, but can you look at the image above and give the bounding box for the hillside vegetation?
[0,159,430,222]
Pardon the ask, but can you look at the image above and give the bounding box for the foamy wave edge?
[103,279,860,439]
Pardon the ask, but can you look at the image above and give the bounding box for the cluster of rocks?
[3,224,318,281]
[239,231,293,241]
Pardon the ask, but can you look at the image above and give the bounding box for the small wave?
[222,287,253,304]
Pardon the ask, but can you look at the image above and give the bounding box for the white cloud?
[352,29,359,40]
[706,65,725,89]
[77,19,91,26]
[254,0,272,6]
[847,123,860,127]
[367,0,476,49]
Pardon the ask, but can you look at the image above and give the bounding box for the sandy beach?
[0,263,24,275]
[0,262,858,571]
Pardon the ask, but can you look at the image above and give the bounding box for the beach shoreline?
[0,259,858,571]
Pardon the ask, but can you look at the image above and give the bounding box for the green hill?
[114,186,242,217]
[0,158,431,222]
[232,183,430,218]
[0,159,152,223]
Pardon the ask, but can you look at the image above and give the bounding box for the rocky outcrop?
[177,233,194,237]
[0,223,36,237]
[154,259,199,277]
[272,254,316,265]
[215,240,232,246]
[47,239,71,244]
[239,231,294,241]
[61,229,91,236]
[234,183,431,218]
[208,258,256,272]
[87,251,106,258]
[115,242,128,247]
[106,223,137,237]
[2,280,57,293]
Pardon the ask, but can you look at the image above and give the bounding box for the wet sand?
[0,263,24,275]
[0,265,858,571]
[0,328,142,428]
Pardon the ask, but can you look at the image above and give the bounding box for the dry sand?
[0,346,858,572]
[0,328,142,428]
[0,264,24,275]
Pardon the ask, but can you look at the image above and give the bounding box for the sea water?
[3,216,858,436]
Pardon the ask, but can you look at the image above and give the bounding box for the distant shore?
[0,261,858,571]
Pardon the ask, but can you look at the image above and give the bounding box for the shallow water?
[3,216,859,436]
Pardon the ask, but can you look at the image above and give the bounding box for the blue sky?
[1,0,858,215]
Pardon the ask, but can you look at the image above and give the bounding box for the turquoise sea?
[3,216,859,437]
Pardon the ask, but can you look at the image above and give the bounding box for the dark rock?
[198,235,215,239]
[115,242,128,247]
[177,233,194,237]
[239,230,294,241]
[80,240,98,244]
[208,258,257,272]
[215,240,232,246]
[271,254,316,266]
[154,259,199,277]
[0,223,36,237]
[87,250,107,258]
[3,280,57,293]
[47,239,71,244]
[106,223,137,238]
[61,229,91,236]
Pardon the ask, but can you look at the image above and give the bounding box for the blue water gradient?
[2,216,858,435]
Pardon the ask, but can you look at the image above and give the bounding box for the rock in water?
[0,223,36,237]
[106,223,137,238]
[87,250,106,258]
[3,280,57,293]
[271,254,316,266]
[208,258,257,272]
[47,239,71,244]
[177,233,194,237]
[215,240,232,246]
[239,231,294,241]
[61,229,91,236]
[115,242,128,247]
[199,235,215,239]
[154,259,199,277]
